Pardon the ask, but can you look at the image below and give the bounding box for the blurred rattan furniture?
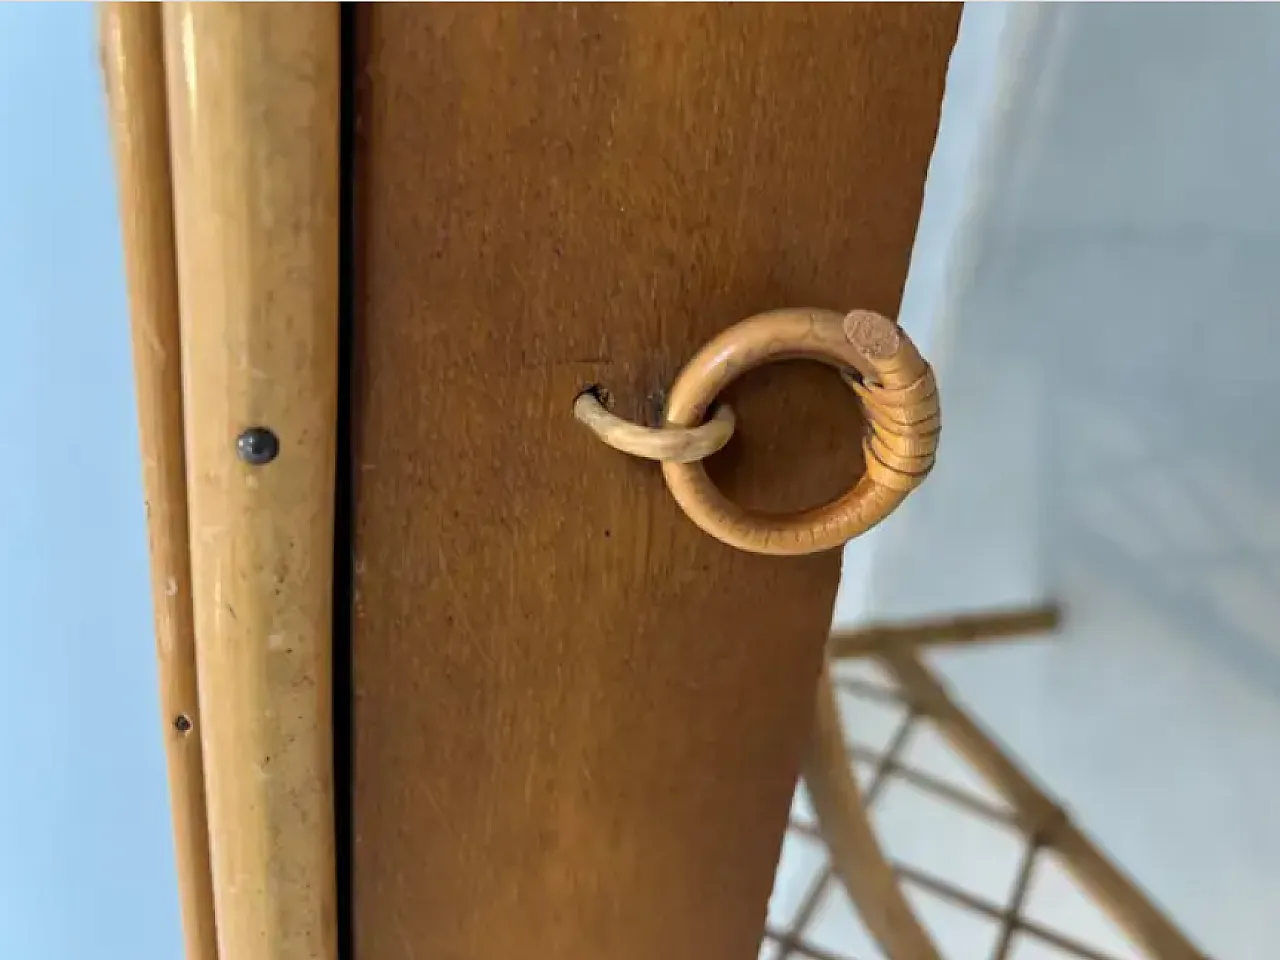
[795,608,1209,960]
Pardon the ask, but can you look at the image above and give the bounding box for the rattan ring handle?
[661,309,939,556]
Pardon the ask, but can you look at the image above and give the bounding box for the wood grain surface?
[162,5,341,960]
[348,6,958,958]
[99,7,218,959]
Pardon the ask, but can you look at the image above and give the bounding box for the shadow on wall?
[843,5,1280,958]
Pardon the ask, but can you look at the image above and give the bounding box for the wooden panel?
[99,7,218,960]
[349,6,958,959]
[162,5,341,960]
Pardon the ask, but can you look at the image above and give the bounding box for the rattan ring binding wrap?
[576,307,939,556]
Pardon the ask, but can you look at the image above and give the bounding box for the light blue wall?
[845,5,1280,957]
[0,5,182,958]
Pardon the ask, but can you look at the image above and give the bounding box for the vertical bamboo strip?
[161,5,341,959]
[804,665,943,960]
[99,6,219,959]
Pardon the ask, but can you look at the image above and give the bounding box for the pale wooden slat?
[161,5,341,959]
[830,604,1061,659]
[99,7,219,960]
[777,707,917,959]
[804,665,942,959]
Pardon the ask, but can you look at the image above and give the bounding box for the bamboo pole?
[777,707,916,960]
[829,604,1060,658]
[99,7,219,960]
[161,5,341,959]
[881,648,1208,960]
[803,665,942,960]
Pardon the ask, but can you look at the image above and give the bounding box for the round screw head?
[236,427,279,465]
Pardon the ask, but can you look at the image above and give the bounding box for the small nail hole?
[645,387,668,427]
[579,384,613,409]
[174,715,193,734]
